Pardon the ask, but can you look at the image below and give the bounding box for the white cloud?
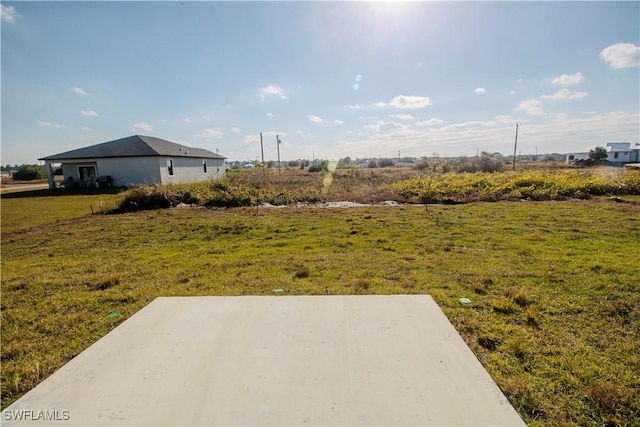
[390,95,431,109]
[37,120,64,128]
[345,104,361,110]
[493,115,516,124]
[551,72,583,85]
[259,84,287,101]
[132,121,153,132]
[334,119,344,125]
[266,113,274,118]
[371,120,404,132]
[82,127,91,131]
[1,5,19,23]
[375,102,387,108]
[80,109,98,117]
[196,128,223,139]
[474,88,487,95]
[308,114,323,123]
[541,89,587,100]
[231,127,241,133]
[509,90,516,95]
[390,114,415,120]
[600,43,640,68]
[244,134,260,144]
[415,118,444,126]
[183,118,192,123]
[72,87,89,96]
[515,99,544,116]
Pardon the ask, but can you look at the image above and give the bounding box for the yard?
[1,174,639,426]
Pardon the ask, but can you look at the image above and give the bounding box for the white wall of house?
[566,152,590,163]
[159,157,226,183]
[60,157,161,187]
[607,151,633,163]
[51,156,226,188]
[98,157,162,186]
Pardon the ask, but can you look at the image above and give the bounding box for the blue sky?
[1,1,639,165]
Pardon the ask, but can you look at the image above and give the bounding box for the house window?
[614,153,619,159]
[78,166,96,181]
[203,160,208,174]
[167,159,174,176]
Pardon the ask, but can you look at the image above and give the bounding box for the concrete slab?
[3,296,525,426]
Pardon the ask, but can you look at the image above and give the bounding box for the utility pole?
[260,132,265,176]
[276,134,282,175]
[512,123,519,171]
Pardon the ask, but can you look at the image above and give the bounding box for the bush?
[117,184,179,211]
[392,169,640,204]
[12,165,47,181]
[308,163,327,173]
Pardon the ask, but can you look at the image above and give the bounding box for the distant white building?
[566,142,640,164]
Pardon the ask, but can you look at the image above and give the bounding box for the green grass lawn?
[0,188,122,233]
[1,193,639,426]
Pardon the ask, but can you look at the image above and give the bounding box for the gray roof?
[39,135,226,161]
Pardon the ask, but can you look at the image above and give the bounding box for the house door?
[78,166,96,181]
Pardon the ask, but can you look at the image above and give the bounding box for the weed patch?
[491,297,519,314]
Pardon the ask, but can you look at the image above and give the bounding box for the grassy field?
[0,188,122,233]
[1,177,639,426]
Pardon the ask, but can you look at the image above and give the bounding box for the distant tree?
[340,157,352,165]
[12,164,47,181]
[589,146,608,163]
[379,158,395,168]
[368,160,379,168]
[308,161,328,173]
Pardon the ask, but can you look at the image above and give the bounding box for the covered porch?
[44,161,112,189]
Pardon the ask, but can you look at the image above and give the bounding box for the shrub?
[12,165,47,181]
[308,161,328,173]
[117,184,179,211]
[392,169,640,204]
[379,158,395,168]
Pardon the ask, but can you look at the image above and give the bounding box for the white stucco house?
[566,142,640,164]
[39,135,226,189]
